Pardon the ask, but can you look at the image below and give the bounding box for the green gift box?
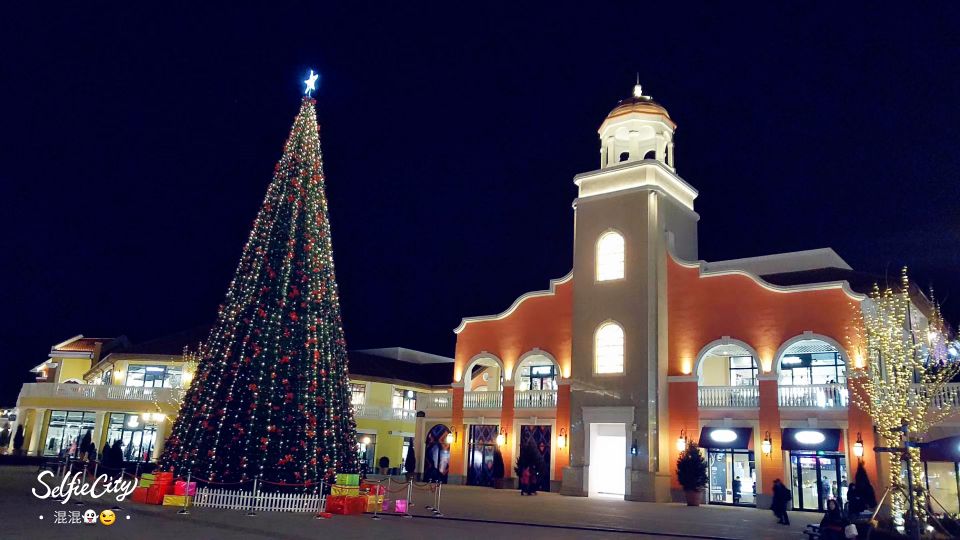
[336,473,360,487]
[141,473,156,481]
[139,479,154,488]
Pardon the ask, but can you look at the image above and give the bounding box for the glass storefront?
[789,452,848,511]
[925,461,959,516]
[707,449,756,505]
[124,365,182,388]
[105,413,158,462]
[357,433,377,472]
[43,410,97,457]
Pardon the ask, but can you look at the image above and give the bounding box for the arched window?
[596,231,625,281]
[619,151,630,162]
[643,150,656,160]
[595,322,625,374]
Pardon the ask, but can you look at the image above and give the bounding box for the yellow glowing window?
[595,322,625,374]
[596,232,625,281]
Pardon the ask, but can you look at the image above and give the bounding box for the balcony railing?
[911,383,960,409]
[350,403,418,422]
[422,394,452,410]
[392,408,417,421]
[779,384,848,408]
[19,383,183,403]
[514,390,557,409]
[698,386,759,408]
[464,391,502,409]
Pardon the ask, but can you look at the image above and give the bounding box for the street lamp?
[761,431,773,457]
[557,428,567,449]
[853,432,864,459]
[676,429,687,452]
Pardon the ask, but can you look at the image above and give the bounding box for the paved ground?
[0,466,819,539]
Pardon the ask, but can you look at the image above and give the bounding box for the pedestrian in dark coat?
[771,478,792,525]
[819,499,846,540]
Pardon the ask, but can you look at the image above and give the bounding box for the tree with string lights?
[848,268,959,533]
[159,71,359,489]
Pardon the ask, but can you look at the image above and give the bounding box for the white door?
[589,423,626,497]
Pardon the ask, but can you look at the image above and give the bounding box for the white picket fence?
[193,486,324,513]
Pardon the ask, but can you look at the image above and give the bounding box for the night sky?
[2,4,958,404]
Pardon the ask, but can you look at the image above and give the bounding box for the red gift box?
[155,472,174,483]
[361,481,385,495]
[326,495,347,514]
[346,495,366,515]
[132,486,149,504]
[174,481,197,496]
[146,485,166,505]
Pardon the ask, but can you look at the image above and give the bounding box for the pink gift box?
[174,480,197,496]
[393,499,407,513]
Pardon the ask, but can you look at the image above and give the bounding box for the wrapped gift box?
[361,481,385,495]
[331,485,360,496]
[140,473,156,481]
[173,481,197,496]
[155,472,174,483]
[365,494,384,512]
[139,478,154,488]
[393,499,408,513]
[145,485,167,505]
[131,487,149,504]
[345,495,367,515]
[326,495,347,514]
[162,494,193,507]
[335,473,360,487]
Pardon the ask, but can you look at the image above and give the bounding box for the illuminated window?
[350,383,366,405]
[595,322,625,374]
[392,388,417,410]
[596,231,625,281]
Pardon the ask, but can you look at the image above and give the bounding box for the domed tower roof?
[603,83,675,128]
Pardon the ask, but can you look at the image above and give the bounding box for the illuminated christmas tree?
[160,74,358,488]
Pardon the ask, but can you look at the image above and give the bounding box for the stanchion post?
[75,463,89,505]
[371,480,381,520]
[436,481,442,517]
[92,460,99,479]
[178,470,191,515]
[403,482,412,518]
[134,461,141,480]
[314,479,327,519]
[112,467,125,510]
[246,478,257,516]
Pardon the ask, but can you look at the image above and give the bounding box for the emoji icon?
[82,509,97,524]
[99,509,116,526]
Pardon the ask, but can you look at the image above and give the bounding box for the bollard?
[371,480,381,520]
[246,478,258,516]
[402,482,412,518]
[112,467,125,510]
[178,470,191,515]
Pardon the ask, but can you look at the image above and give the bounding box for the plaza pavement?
[1,466,819,539]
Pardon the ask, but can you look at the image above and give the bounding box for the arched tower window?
[619,152,630,162]
[595,322,625,374]
[643,150,656,160]
[596,231,625,281]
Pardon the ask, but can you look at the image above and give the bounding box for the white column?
[667,141,675,168]
[152,418,170,461]
[5,419,19,454]
[27,408,47,456]
[91,411,108,454]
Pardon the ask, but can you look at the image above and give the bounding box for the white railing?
[779,384,848,408]
[464,391,503,409]
[422,394,452,409]
[911,383,960,409]
[19,383,183,403]
[514,390,557,409]
[392,408,417,421]
[351,403,381,419]
[698,386,759,408]
[193,487,323,513]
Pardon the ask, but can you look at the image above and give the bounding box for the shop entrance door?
[707,450,756,506]
[790,453,847,511]
[467,425,498,487]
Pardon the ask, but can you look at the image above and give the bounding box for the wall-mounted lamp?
[761,431,773,457]
[361,435,372,445]
[557,428,567,449]
[853,432,864,459]
[676,429,688,452]
[496,430,507,446]
[630,439,638,456]
[445,430,457,445]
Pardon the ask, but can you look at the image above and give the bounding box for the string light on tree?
[159,74,359,490]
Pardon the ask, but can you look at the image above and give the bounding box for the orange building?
[415,83,960,513]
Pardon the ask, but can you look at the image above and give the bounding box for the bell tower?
[561,83,698,501]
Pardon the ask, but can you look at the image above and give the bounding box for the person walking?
[771,478,792,525]
[732,476,742,504]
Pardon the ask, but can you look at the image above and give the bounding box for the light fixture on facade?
[445,430,456,445]
[496,431,507,446]
[709,429,737,444]
[794,430,826,445]
[557,428,567,449]
[361,436,371,445]
[853,432,864,459]
[631,439,638,456]
[676,429,687,452]
[761,431,772,456]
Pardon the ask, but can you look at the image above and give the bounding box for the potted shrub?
[492,447,505,489]
[378,456,390,475]
[676,441,707,506]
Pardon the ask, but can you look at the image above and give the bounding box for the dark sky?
[2,3,959,404]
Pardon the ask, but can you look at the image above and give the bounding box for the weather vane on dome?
[633,73,644,99]
[304,69,319,97]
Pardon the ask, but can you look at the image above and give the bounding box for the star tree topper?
[304,70,319,97]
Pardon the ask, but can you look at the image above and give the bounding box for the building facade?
[9,333,453,477]
[423,84,960,512]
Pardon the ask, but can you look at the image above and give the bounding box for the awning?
[781,428,842,451]
[698,427,753,450]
